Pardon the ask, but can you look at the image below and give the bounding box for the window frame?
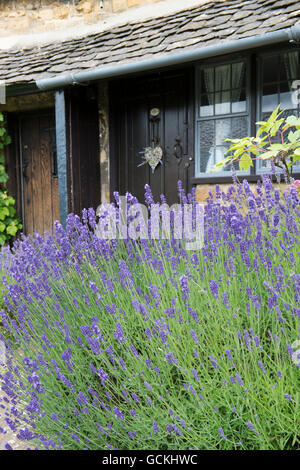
[192,45,300,185]
[194,56,252,179]
[256,48,300,176]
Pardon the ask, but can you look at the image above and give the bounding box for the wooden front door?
[19,112,60,235]
[110,69,194,204]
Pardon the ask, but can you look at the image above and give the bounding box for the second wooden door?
[19,112,60,235]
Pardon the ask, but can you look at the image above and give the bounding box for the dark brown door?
[110,69,194,204]
[20,112,60,235]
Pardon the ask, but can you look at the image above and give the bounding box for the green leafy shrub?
[0,112,22,245]
[212,106,300,178]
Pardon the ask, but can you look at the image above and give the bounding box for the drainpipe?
[36,25,300,91]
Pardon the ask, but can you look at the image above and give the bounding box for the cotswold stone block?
[112,0,128,13]
[0,0,169,36]
[128,0,142,7]
[52,5,70,20]
[38,8,54,21]
[9,16,31,33]
[76,0,94,14]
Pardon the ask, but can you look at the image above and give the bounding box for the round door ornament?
[150,107,160,117]
[138,145,163,173]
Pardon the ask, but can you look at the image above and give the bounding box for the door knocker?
[173,136,183,164]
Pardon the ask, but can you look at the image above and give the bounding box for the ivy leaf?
[0,173,9,183]
[9,206,16,217]
[6,224,18,237]
[0,207,10,220]
[2,135,11,145]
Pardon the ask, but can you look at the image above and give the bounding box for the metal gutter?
[36,25,300,91]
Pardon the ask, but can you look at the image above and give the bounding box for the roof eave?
[36,25,300,92]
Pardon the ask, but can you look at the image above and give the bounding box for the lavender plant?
[0,176,299,450]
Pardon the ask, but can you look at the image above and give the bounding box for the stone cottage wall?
[0,0,164,36]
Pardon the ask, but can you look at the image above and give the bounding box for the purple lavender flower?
[190,330,200,345]
[113,407,124,420]
[153,422,159,434]
[247,421,259,436]
[235,374,244,387]
[130,345,140,359]
[218,428,227,440]
[71,433,80,443]
[165,352,179,365]
[209,356,220,370]
[179,275,190,299]
[77,392,88,406]
[114,322,126,343]
[257,361,267,374]
[209,280,219,298]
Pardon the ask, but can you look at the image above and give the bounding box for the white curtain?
[202,63,245,172]
[284,51,299,88]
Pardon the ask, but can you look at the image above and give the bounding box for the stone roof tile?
[0,0,299,85]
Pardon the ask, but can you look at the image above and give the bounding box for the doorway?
[19,111,60,235]
[110,69,194,204]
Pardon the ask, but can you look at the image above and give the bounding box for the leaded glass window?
[195,60,250,177]
[259,50,300,172]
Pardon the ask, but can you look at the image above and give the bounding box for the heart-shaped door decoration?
[138,145,163,173]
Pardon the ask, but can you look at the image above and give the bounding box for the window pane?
[263,55,279,84]
[199,146,228,173]
[215,91,230,114]
[198,146,212,173]
[280,81,296,110]
[231,116,248,140]
[232,88,246,113]
[215,119,231,145]
[199,120,215,147]
[281,51,299,81]
[200,93,214,116]
[262,83,278,112]
[197,117,249,175]
[211,146,228,171]
[196,60,249,177]
[215,64,231,91]
[200,67,214,94]
[259,109,300,171]
[198,121,214,173]
[232,62,246,89]
[260,50,300,173]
